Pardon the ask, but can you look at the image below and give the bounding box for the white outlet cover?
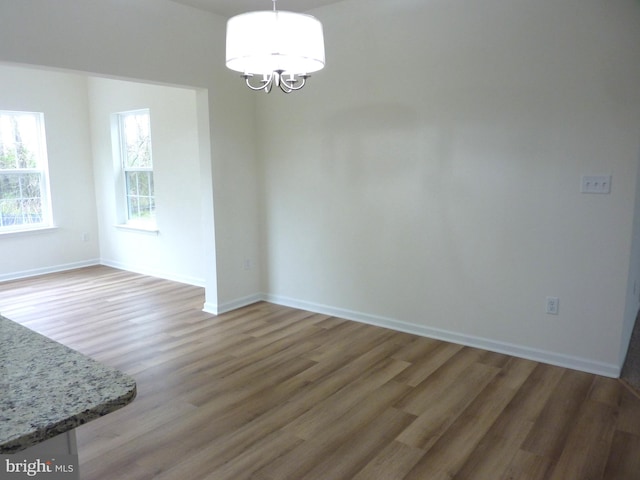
[545,296,559,315]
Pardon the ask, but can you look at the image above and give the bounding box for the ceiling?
[170,0,346,18]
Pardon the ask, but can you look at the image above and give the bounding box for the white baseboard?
[263,293,622,378]
[99,259,206,287]
[0,259,101,282]
[202,301,219,315]
[1,258,206,288]
[2,260,620,379]
[203,294,263,315]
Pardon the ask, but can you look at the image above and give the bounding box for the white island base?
[19,430,78,456]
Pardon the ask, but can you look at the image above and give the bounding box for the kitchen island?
[0,315,136,455]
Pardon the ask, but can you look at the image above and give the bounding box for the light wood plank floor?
[1,265,640,479]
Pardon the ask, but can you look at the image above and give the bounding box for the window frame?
[115,109,156,230]
[0,110,53,234]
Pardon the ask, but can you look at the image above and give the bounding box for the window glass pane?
[0,172,44,226]
[125,172,155,222]
[138,197,150,215]
[118,109,155,226]
[0,114,40,169]
[0,150,15,169]
[0,173,19,200]
[20,197,43,224]
[126,171,138,195]
[0,195,43,226]
[127,196,138,219]
[0,199,17,227]
[138,171,150,196]
[21,173,43,199]
[0,112,50,231]
[122,113,152,169]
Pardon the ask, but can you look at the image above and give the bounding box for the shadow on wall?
[313,103,439,313]
[321,103,423,186]
[312,98,556,324]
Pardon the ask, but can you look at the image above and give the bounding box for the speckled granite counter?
[0,315,136,453]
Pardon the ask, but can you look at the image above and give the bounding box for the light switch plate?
[581,175,611,194]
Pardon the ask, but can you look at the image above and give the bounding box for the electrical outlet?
[545,297,559,315]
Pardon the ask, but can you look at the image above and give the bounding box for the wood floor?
[1,266,640,479]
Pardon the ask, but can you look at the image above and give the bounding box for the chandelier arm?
[243,74,274,92]
[275,72,290,93]
[294,75,308,90]
[279,74,308,93]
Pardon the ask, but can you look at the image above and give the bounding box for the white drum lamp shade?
[226,11,325,76]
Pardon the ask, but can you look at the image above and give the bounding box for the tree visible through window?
[0,111,52,232]
[118,110,155,226]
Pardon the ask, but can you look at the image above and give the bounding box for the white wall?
[622,147,640,367]
[0,65,99,279]
[0,0,262,311]
[259,0,640,375]
[88,77,204,285]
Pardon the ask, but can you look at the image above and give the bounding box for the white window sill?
[115,224,159,235]
[0,226,58,238]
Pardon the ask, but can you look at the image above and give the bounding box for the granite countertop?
[0,315,137,453]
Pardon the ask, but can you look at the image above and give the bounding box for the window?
[0,111,52,232]
[117,109,155,228]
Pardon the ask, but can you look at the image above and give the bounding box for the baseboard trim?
[202,301,219,315]
[99,259,206,287]
[203,294,263,316]
[0,259,101,282]
[264,293,621,378]
[4,261,617,379]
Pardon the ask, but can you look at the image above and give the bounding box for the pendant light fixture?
[225,0,325,93]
